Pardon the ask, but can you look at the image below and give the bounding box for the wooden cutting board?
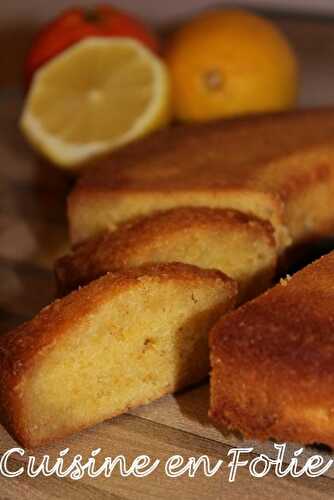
[1,15,334,499]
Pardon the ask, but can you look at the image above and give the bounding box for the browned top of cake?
[56,207,276,294]
[211,250,334,384]
[1,262,236,384]
[74,107,334,195]
[62,206,276,266]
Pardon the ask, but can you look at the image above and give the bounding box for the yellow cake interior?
[19,274,234,445]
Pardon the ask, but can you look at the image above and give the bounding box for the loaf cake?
[0,262,236,447]
[210,250,334,447]
[56,207,277,300]
[68,107,334,258]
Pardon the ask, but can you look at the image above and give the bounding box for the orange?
[165,9,299,122]
[24,5,160,86]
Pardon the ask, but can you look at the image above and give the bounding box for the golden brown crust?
[210,251,334,447]
[0,262,237,446]
[68,107,334,252]
[55,207,276,295]
[73,107,334,193]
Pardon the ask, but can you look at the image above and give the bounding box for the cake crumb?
[280,274,292,287]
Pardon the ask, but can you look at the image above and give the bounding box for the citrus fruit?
[20,37,170,170]
[165,9,299,122]
[25,5,160,86]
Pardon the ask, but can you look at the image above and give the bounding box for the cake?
[0,263,236,447]
[68,107,334,258]
[55,207,277,301]
[210,250,334,447]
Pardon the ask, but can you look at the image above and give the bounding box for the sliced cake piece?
[0,263,236,448]
[68,107,334,257]
[55,207,277,301]
[210,250,334,448]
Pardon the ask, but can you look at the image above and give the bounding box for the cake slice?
[0,263,236,447]
[55,207,277,301]
[210,250,334,447]
[68,107,334,258]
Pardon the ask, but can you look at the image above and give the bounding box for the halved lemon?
[20,37,171,170]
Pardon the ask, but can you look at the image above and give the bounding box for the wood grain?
[1,13,334,499]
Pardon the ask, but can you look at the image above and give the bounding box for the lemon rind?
[20,37,170,170]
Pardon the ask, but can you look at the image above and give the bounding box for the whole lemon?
[165,9,299,122]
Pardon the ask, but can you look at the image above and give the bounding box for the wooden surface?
[2,13,334,500]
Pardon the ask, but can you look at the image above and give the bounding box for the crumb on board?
[280,274,292,287]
